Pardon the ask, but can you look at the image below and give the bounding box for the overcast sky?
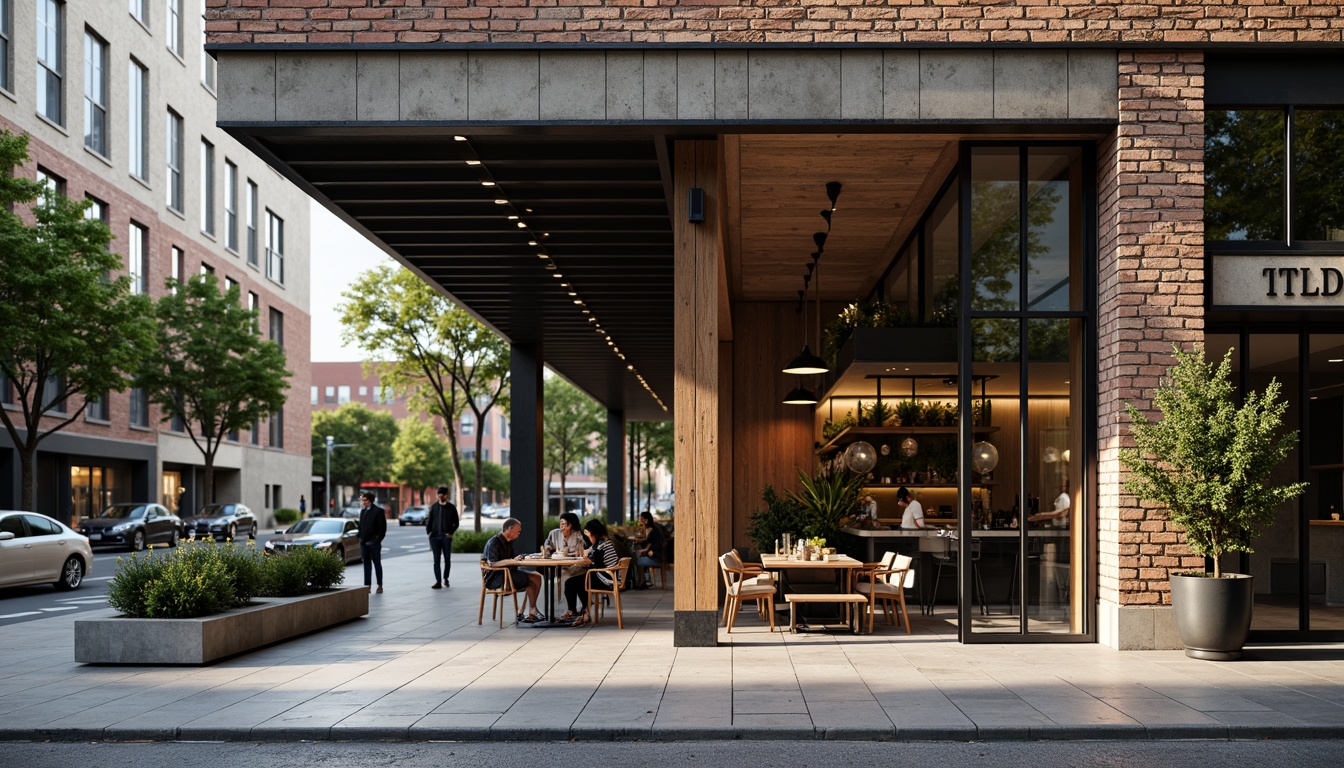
[308,200,394,362]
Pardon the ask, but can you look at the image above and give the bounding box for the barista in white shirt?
[897,487,925,530]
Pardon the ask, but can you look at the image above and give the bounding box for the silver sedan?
[0,511,93,591]
[263,517,361,564]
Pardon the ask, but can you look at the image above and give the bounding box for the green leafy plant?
[1119,346,1307,579]
[822,412,857,440]
[894,400,924,427]
[746,484,810,555]
[787,466,867,542]
[821,300,915,366]
[862,400,896,427]
[452,529,494,553]
[273,507,302,525]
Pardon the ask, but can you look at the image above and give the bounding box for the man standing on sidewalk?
[358,491,387,593]
[426,486,459,588]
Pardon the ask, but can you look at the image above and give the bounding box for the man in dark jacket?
[426,486,460,589]
[357,491,388,593]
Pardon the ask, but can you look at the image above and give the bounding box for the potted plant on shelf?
[1120,346,1306,660]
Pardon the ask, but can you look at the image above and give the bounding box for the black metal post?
[607,409,625,524]
[510,342,544,554]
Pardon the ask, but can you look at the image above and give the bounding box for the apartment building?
[0,0,311,525]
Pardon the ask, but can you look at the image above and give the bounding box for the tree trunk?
[559,451,568,520]
[473,426,485,523]
[19,443,35,513]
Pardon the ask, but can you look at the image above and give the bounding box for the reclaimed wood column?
[673,140,721,647]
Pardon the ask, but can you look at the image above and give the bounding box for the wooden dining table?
[494,554,588,628]
[759,554,866,631]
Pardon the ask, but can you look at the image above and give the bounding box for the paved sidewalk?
[2,553,1344,742]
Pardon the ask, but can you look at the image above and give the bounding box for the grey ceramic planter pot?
[1169,572,1253,661]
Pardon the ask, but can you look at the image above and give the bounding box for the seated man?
[482,517,545,623]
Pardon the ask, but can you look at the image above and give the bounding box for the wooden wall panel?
[730,302,818,553]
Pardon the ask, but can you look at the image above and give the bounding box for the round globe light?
[900,437,919,457]
[971,441,1000,475]
[844,441,878,474]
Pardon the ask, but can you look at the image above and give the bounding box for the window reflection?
[1293,110,1344,242]
[1206,109,1285,242]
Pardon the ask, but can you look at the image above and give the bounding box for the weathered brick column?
[1095,51,1206,650]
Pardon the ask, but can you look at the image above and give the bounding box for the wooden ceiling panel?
[733,135,952,301]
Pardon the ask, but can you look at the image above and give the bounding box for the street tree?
[478,459,510,500]
[391,417,452,504]
[339,266,510,531]
[628,421,674,518]
[543,375,604,516]
[0,130,156,511]
[311,404,398,508]
[140,274,290,505]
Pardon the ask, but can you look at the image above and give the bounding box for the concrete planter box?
[74,586,369,665]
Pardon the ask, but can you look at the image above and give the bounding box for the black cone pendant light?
[783,181,842,404]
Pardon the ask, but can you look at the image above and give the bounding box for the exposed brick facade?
[206,0,1344,46]
[1095,51,1205,608]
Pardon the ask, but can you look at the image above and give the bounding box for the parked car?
[340,503,362,519]
[481,504,510,519]
[78,503,181,551]
[399,504,429,526]
[182,503,257,541]
[0,511,93,590]
[264,517,361,564]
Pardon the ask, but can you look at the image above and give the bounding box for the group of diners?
[484,511,663,628]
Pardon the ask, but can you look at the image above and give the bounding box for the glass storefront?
[70,464,121,526]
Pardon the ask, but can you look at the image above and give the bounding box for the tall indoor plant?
[1119,346,1305,660]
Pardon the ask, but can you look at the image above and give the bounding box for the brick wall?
[1095,51,1205,608]
[206,0,1344,46]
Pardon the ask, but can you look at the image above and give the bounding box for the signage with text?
[1212,255,1344,308]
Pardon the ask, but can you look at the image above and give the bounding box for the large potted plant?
[1120,346,1306,660]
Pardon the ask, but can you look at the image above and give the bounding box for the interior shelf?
[818,425,1000,455]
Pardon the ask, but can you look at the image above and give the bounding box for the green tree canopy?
[391,417,452,504]
[478,460,510,496]
[139,273,291,505]
[339,265,509,530]
[628,421,673,518]
[312,404,398,507]
[543,375,604,515]
[0,130,156,511]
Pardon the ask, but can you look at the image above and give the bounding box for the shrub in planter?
[109,544,241,619]
[273,507,302,525]
[452,529,494,553]
[265,547,346,596]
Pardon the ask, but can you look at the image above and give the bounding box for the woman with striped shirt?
[563,518,620,627]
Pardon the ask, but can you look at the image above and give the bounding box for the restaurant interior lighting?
[782,385,819,405]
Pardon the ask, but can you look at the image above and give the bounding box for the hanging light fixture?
[782,181,842,402]
[782,274,828,374]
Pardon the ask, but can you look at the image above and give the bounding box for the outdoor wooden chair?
[855,552,914,635]
[718,551,776,632]
[587,556,632,628]
[478,560,519,628]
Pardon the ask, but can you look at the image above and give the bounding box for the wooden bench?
[784,593,870,634]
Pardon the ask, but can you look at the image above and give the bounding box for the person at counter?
[897,487,925,530]
[1029,487,1071,527]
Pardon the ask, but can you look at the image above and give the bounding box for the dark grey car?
[183,503,257,541]
[78,503,181,551]
[263,518,361,564]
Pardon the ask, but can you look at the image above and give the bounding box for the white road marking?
[39,606,80,612]
[84,576,113,581]
[56,597,109,604]
[0,612,41,619]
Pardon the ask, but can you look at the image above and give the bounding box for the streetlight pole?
[324,435,355,515]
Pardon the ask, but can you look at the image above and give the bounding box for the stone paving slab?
[2,553,1344,742]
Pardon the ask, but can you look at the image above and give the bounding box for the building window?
[310,386,318,405]
[223,160,237,251]
[268,307,283,346]
[129,387,148,427]
[36,167,65,199]
[461,413,474,436]
[224,276,237,297]
[36,0,63,126]
[170,410,184,433]
[337,386,350,404]
[482,414,491,436]
[268,407,283,448]
[462,448,475,463]
[129,222,148,294]
[42,376,65,414]
[86,393,108,422]
[128,60,148,181]
[358,386,367,398]
[166,0,182,58]
[199,0,214,90]
[1,0,11,94]
[265,210,284,284]
[250,417,259,445]
[500,414,508,439]
[84,195,106,223]
[245,179,258,266]
[1,370,14,406]
[200,263,212,276]
[166,109,183,212]
[170,245,183,292]
[83,31,107,157]
[324,386,335,404]
[483,449,490,463]
[200,139,214,235]
[500,449,509,467]
[130,1,148,27]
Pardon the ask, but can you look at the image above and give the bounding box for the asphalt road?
[0,517,499,627]
[4,739,1344,768]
